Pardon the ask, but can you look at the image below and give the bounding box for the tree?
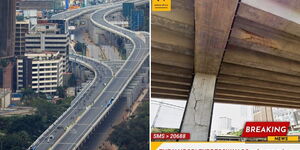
[68,74,76,87]
[108,101,149,150]
[74,42,87,55]
[56,86,65,98]
[0,94,75,150]
[0,58,8,68]
[228,129,243,136]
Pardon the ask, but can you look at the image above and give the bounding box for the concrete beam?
[194,0,239,74]
[152,86,190,93]
[151,93,188,100]
[229,24,300,62]
[216,83,300,99]
[152,81,190,92]
[214,96,300,109]
[152,88,189,97]
[152,40,193,56]
[220,63,300,86]
[152,48,194,69]
[152,63,193,79]
[181,73,216,141]
[215,89,300,104]
[152,25,194,51]
[152,73,192,86]
[237,3,300,37]
[223,45,300,76]
[151,15,194,39]
[218,74,300,94]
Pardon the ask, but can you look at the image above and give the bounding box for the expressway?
[29,0,149,149]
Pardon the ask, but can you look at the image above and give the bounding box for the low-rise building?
[253,106,274,122]
[16,51,64,94]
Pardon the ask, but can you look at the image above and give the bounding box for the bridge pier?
[180,73,216,141]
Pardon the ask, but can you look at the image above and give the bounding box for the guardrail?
[50,55,115,149]
[29,55,98,149]
[30,1,148,149]
[29,38,114,150]
[73,1,149,149]
[51,0,127,21]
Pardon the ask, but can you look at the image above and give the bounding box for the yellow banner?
[267,136,299,142]
[151,142,300,150]
[152,0,171,11]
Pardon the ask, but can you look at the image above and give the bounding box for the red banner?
[151,133,190,140]
[241,122,289,137]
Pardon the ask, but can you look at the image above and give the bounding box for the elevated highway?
[151,0,300,140]
[29,0,149,149]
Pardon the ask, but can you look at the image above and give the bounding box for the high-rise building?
[0,0,16,58]
[273,108,298,126]
[130,9,144,31]
[25,21,70,72]
[15,20,30,56]
[0,0,16,91]
[122,3,134,19]
[218,117,232,131]
[293,111,300,125]
[253,106,274,122]
[16,51,64,94]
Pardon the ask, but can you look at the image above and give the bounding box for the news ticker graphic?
[267,136,298,142]
[152,0,171,11]
[151,133,190,140]
[242,122,290,137]
[151,142,300,150]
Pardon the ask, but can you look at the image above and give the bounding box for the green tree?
[228,129,243,136]
[0,59,8,67]
[74,42,87,55]
[108,101,149,150]
[56,86,66,98]
[68,74,76,87]
[152,128,179,133]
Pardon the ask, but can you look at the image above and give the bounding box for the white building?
[16,51,64,94]
[273,108,298,126]
[218,117,232,135]
[25,22,70,72]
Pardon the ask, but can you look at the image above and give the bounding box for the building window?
[45,42,66,44]
[26,42,40,44]
[27,37,40,39]
[45,37,66,40]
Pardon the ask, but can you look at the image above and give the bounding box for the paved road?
[29,53,113,150]
[53,1,149,149]
[29,0,148,149]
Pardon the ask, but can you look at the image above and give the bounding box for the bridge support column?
[180,73,216,141]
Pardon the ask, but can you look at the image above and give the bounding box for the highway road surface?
[29,0,149,150]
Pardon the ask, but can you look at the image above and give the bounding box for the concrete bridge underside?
[151,0,300,140]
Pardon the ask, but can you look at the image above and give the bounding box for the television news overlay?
[150,0,300,150]
[151,122,300,150]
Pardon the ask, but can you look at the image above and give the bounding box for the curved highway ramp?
[29,0,149,149]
